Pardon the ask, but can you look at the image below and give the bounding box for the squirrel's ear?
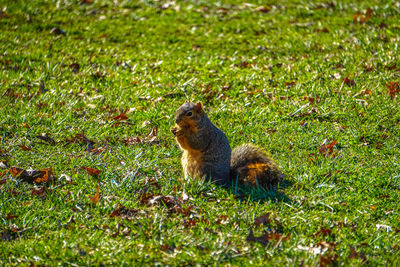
[195,102,203,113]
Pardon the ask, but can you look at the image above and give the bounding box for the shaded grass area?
[1,0,400,265]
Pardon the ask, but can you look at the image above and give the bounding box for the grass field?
[1,0,400,265]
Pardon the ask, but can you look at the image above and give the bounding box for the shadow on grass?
[228,179,293,203]
[170,173,293,204]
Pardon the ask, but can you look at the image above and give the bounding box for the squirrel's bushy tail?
[230,144,283,189]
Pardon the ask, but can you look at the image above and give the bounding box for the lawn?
[1,0,399,265]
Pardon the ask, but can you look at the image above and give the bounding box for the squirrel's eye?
[186,111,192,117]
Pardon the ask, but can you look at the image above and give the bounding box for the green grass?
[1,0,400,265]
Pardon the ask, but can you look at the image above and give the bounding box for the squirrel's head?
[174,102,205,128]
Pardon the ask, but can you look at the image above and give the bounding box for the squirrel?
[170,102,283,189]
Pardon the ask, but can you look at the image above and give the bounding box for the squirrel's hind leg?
[199,163,230,186]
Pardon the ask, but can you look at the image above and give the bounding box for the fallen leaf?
[353,8,373,23]
[31,187,47,197]
[9,166,53,183]
[385,63,397,70]
[113,112,128,121]
[284,81,295,88]
[160,244,175,253]
[34,167,52,183]
[319,140,338,157]
[36,134,56,145]
[89,181,100,204]
[320,253,338,267]
[9,167,23,177]
[18,144,32,151]
[315,27,329,33]
[50,27,66,35]
[342,76,355,86]
[313,227,332,237]
[65,131,95,149]
[69,63,80,73]
[254,212,271,227]
[239,61,251,68]
[82,167,101,177]
[10,226,19,233]
[183,218,201,228]
[303,96,318,105]
[110,204,139,220]
[385,81,399,99]
[7,189,21,196]
[6,213,18,220]
[362,64,374,72]
[170,205,193,216]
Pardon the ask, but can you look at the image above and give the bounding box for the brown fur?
[230,144,283,188]
[181,149,203,180]
[241,162,282,188]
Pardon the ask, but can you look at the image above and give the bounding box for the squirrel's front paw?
[170,126,179,136]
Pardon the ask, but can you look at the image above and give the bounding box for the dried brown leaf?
[110,204,138,220]
[284,81,295,88]
[31,187,47,197]
[34,167,52,183]
[254,212,271,227]
[353,8,373,23]
[18,144,32,151]
[342,76,355,86]
[386,81,399,98]
[36,134,55,145]
[113,113,128,121]
[313,227,332,237]
[6,213,18,220]
[90,181,100,204]
[50,27,66,35]
[82,167,101,177]
[320,253,338,267]
[69,63,80,73]
[319,140,338,157]
[9,167,23,178]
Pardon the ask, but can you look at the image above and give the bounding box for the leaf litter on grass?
[9,166,54,184]
[1,0,400,264]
